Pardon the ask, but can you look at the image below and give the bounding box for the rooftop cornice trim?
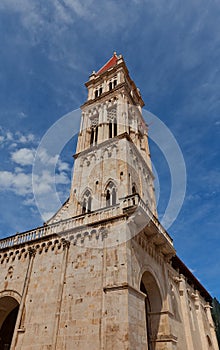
[81,82,144,108]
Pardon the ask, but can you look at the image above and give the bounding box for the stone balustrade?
[0,194,172,249]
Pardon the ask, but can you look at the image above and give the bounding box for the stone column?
[103,104,109,142]
[205,303,220,350]
[193,291,207,350]
[52,239,70,350]
[117,96,126,135]
[98,105,105,144]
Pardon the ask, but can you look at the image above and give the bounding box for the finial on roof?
[92,70,95,74]
[113,51,117,56]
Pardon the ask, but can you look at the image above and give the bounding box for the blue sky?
[0,0,219,299]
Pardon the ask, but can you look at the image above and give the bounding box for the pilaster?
[178,274,194,350]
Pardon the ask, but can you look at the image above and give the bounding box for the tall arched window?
[82,190,92,214]
[95,125,98,144]
[112,187,116,205]
[90,125,98,146]
[107,108,117,139]
[109,123,112,138]
[105,181,117,206]
[113,118,117,136]
[132,184,137,194]
[90,128,94,146]
[132,184,137,205]
[106,189,111,206]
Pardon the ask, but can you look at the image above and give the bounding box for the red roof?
[96,54,118,75]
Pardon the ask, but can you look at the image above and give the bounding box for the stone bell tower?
[0,54,218,350]
[51,52,157,222]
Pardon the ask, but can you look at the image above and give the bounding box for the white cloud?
[18,111,27,119]
[0,171,32,195]
[0,128,37,149]
[0,143,71,209]
[15,167,24,173]
[11,148,35,166]
[9,143,18,149]
[36,148,59,166]
[57,161,70,172]
[6,132,13,141]
[16,133,35,143]
[0,167,70,198]
[22,196,35,205]
[33,169,70,196]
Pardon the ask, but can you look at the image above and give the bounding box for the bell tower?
[61,52,157,220]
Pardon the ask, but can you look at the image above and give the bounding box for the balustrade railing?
[0,194,172,249]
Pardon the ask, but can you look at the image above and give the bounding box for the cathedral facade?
[0,53,218,350]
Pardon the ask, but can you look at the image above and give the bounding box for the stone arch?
[102,147,111,159]
[104,180,117,207]
[81,188,93,214]
[109,144,118,155]
[89,152,96,163]
[140,270,163,350]
[132,183,137,194]
[0,291,21,349]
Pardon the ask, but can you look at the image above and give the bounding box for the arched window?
[82,198,87,214]
[95,125,98,144]
[94,87,102,98]
[112,187,116,205]
[109,82,113,91]
[113,118,117,136]
[106,189,110,206]
[105,181,117,207]
[132,184,137,194]
[132,184,137,205]
[90,125,98,146]
[82,190,92,214]
[109,125,112,138]
[107,108,117,139]
[90,128,94,146]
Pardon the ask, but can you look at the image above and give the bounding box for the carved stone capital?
[28,247,36,257]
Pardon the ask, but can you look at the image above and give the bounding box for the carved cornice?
[0,236,68,265]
